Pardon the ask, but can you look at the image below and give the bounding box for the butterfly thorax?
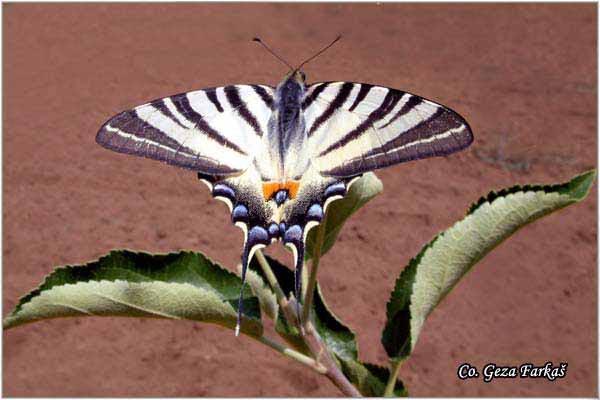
[262,74,310,182]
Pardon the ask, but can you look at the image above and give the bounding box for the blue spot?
[213,184,235,200]
[248,226,269,245]
[274,190,288,205]
[283,225,303,243]
[232,204,248,222]
[279,222,287,235]
[324,182,346,198]
[307,204,323,221]
[268,223,280,238]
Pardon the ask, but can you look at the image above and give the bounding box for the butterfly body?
[264,71,309,181]
[96,67,473,334]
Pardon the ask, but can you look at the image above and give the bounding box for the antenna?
[252,37,293,70]
[296,35,341,70]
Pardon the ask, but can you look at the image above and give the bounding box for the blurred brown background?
[3,3,597,397]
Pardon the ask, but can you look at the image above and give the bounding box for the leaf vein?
[92,291,181,319]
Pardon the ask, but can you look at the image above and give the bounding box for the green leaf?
[312,283,357,361]
[338,358,408,397]
[4,250,262,337]
[237,262,278,320]
[305,172,383,259]
[382,169,596,361]
[250,254,403,396]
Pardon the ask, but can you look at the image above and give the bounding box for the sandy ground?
[3,3,597,397]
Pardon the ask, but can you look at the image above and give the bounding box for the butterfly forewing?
[303,82,473,178]
[96,84,275,176]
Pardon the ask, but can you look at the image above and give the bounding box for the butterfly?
[95,37,473,335]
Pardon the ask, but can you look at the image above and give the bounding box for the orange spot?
[262,181,300,201]
[262,182,281,201]
[285,181,300,199]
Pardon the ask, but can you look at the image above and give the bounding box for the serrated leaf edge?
[6,249,261,330]
[383,169,596,361]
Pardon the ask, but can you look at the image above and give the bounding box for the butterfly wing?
[97,84,276,335]
[302,82,473,178]
[96,84,275,176]
[278,81,473,316]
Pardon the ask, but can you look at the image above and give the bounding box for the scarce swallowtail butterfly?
[95,37,473,336]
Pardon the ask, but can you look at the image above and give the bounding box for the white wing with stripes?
[96,84,275,176]
[302,82,473,178]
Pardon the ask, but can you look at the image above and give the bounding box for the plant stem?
[255,249,287,304]
[302,320,361,397]
[302,214,328,323]
[301,260,308,300]
[383,359,403,397]
[256,220,360,396]
[256,335,326,374]
[255,249,301,334]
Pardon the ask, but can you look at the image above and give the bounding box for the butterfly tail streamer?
[236,240,256,336]
[294,241,305,323]
[235,226,270,336]
[281,224,306,323]
[235,244,251,337]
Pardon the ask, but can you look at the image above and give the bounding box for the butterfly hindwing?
[303,82,473,178]
[96,84,275,176]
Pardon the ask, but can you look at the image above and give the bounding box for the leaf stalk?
[302,213,328,324]
[255,250,287,303]
[383,359,403,397]
[255,249,302,334]
[256,335,326,374]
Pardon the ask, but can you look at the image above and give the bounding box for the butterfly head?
[281,69,307,87]
[276,71,307,105]
[294,69,307,84]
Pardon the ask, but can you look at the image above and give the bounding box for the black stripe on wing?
[348,83,373,111]
[322,106,473,177]
[380,95,421,129]
[302,82,329,109]
[318,89,402,157]
[206,90,224,112]
[224,86,263,137]
[307,82,354,137]
[252,85,274,110]
[95,109,240,175]
[150,100,187,129]
[170,93,249,156]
